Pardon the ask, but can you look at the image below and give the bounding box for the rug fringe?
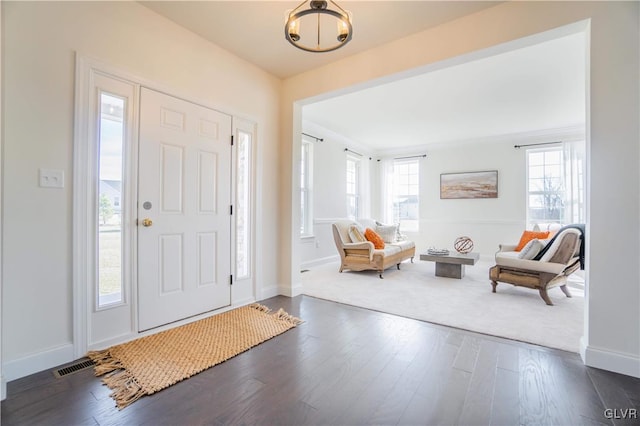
[87,349,125,376]
[87,350,144,409]
[249,303,272,314]
[103,369,145,410]
[250,303,303,326]
[274,308,304,326]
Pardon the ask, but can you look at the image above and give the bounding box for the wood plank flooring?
[2,295,639,425]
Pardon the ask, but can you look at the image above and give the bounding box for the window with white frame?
[526,143,585,228]
[97,91,127,308]
[526,147,565,227]
[300,139,313,237]
[346,155,360,219]
[236,128,253,280]
[392,158,419,231]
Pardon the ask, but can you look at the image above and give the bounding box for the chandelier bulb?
[337,18,349,42]
[288,19,300,42]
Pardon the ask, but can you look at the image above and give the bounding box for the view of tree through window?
[98,92,125,307]
[527,148,564,226]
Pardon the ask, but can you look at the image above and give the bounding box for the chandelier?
[285,0,353,53]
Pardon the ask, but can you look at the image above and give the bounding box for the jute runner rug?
[87,303,302,409]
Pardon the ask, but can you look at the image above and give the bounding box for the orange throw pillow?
[515,230,550,251]
[364,228,385,249]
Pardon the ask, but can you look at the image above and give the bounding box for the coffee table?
[419,251,480,279]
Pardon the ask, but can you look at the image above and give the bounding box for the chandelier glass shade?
[285,0,353,53]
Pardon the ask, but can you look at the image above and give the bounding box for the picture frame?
[440,170,498,199]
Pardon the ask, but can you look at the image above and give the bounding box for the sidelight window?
[97,92,126,307]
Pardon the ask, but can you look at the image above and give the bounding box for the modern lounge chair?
[489,227,583,305]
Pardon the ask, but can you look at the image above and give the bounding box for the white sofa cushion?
[376,224,398,243]
[518,238,545,260]
[388,240,415,251]
[377,245,401,256]
[494,253,566,274]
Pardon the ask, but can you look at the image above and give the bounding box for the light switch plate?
[39,169,65,188]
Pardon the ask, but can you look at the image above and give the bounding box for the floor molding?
[582,340,640,378]
[3,343,74,382]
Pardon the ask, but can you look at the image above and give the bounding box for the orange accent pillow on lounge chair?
[515,230,550,251]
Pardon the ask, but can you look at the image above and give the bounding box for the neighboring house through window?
[383,157,420,232]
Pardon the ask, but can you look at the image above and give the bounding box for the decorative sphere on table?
[454,236,474,254]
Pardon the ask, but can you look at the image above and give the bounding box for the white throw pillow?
[376,224,398,243]
[518,238,544,260]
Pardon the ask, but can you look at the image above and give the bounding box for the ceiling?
[304,32,586,152]
[141,1,586,151]
[141,1,501,78]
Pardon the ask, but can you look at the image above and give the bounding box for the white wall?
[412,139,524,258]
[2,1,281,380]
[283,1,639,377]
[305,132,579,261]
[299,122,374,267]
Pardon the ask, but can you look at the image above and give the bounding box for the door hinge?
[229,274,233,285]
[230,205,233,215]
[231,135,234,146]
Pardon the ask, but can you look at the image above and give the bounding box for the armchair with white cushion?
[489,226,584,305]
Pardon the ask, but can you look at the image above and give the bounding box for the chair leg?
[411,257,414,263]
[379,272,384,279]
[397,263,400,270]
[491,280,498,293]
[539,288,554,305]
[560,285,572,298]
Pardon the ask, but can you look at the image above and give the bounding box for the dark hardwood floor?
[2,295,639,425]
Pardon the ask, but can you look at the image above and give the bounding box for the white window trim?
[73,55,140,357]
[525,145,564,228]
[233,119,256,282]
[300,138,314,238]
[346,154,361,220]
[391,157,420,232]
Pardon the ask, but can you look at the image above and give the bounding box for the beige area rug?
[302,259,584,353]
[87,304,302,409]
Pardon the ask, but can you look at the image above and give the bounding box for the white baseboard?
[260,282,304,299]
[2,343,75,382]
[277,282,303,297]
[259,284,280,300]
[289,283,304,297]
[301,255,339,270]
[581,338,640,378]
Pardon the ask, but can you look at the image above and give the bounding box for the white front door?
[138,88,232,331]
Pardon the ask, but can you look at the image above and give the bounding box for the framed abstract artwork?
[440,170,498,199]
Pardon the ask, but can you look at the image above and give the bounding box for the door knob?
[141,218,153,227]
